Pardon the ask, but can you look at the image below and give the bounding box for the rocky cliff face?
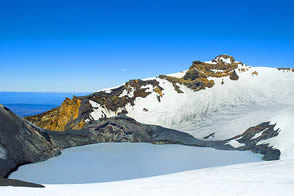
[25,97,84,131]
[0,104,60,178]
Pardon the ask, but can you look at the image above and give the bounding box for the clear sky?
[0,0,293,92]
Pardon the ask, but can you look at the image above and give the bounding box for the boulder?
[229,70,239,80]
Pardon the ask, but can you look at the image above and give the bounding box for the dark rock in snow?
[229,70,239,80]
[0,178,44,188]
[226,122,281,160]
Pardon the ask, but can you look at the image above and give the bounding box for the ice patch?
[89,100,104,120]
[251,129,266,140]
[205,60,217,64]
[226,139,245,148]
[141,84,154,93]
[104,89,112,93]
[0,145,7,160]
[211,69,225,73]
[212,56,232,64]
[119,87,135,98]
[89,100,123,120]
[219,57,231,64]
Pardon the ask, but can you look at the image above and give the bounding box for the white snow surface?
[124,67,293,137]
[3,159,294,196]
[251,129,266,140]
[119,87,135,98]
[206,55,232,64]
[89,100,121,120]
[219,56,232,64]
[205,60,217,64]
[226,139,245,148]
[167,70,187,78]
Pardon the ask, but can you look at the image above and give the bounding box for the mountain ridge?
[23,54,294,159]
[25,54,247,131]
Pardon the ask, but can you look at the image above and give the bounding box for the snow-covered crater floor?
[4,159,294,196]
[9,143,262,184]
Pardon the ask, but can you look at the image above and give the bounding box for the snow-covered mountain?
[26,54,294,159]
[2,55,294,194]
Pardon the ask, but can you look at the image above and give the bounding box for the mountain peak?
[190,54,239,77]
[213,55,235,64]
[205,55,235,65]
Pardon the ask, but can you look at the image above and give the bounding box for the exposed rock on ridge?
[87,79,163,112]
[158,55,241,93]
[25,97,83,131]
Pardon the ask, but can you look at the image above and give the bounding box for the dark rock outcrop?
[0,104,60,178]
[229,70,239,80]
[225,122,281,160]
[0,178,44,188]
[45,115,223,149]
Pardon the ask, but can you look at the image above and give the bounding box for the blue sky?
[0,0,293,92]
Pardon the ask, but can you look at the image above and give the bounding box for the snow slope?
[122,67,294,139]
[86,56,294,159]
[3,159,294,196]
[89,61,294,140]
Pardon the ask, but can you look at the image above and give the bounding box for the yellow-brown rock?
[154,86,163,97]
[71,119,85,130]
[252,71,259,76]
[25,97,82,131]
